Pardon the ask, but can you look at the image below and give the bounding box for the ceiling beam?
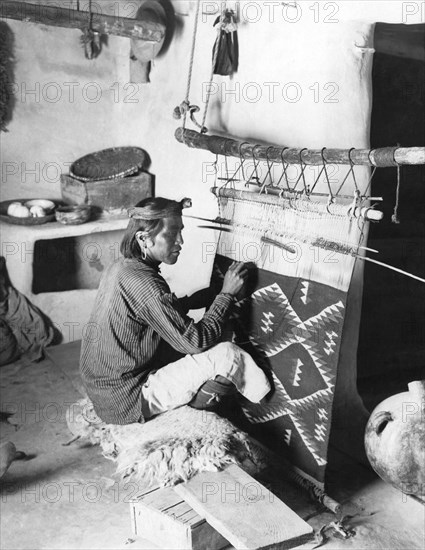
[0,1,166,42]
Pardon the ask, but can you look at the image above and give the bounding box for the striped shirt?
[80,257,233,425]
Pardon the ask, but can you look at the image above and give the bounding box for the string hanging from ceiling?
[173,1,238,134]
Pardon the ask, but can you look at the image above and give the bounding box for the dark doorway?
[357,23,425,411]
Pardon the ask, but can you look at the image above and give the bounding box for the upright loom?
[211,189,361,487]
[176,128,425,489]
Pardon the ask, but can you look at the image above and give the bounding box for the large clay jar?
[364,380,425,496]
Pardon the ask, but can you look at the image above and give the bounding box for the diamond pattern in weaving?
[212,255,347,484]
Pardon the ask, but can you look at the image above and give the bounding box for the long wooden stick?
[211,186,384,221]
[176,128,425,167]
[0,1,165,41]
[317,237,425,283]
[360,256,425,284]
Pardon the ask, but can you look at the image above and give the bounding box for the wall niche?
[32,230,123,294]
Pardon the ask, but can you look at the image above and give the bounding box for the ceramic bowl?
[0,199,56,225]
[55,205,91,225]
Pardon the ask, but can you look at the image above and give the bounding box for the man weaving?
[80,197,271,425]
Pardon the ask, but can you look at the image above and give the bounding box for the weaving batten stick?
[183,214,231,225]
[314,236,425,282]
[197,225,232,232]
[261,236,296,254]
[359,257,425,284]
[175,128,425,166]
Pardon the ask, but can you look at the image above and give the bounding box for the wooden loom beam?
[175,128,425,167]
[211,187,384,221]
[0,1,166,42]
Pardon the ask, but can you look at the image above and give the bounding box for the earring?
[137,234,148,260]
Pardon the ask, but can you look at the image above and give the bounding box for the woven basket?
[70,147,147,182]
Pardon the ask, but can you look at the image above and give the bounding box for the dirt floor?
[0,342,424,550]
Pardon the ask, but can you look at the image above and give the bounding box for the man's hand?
[221,262,248,296]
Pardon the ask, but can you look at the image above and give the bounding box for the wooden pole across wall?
[0,1,165,42]
[175,128,425,167]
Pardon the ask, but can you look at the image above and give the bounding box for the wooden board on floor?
[130,485,229,550]
[174,464,314,550]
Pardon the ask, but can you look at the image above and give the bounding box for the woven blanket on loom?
[211,194,363,487]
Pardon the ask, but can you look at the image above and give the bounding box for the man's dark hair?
[120,197,183,260]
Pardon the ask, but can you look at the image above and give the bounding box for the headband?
[127,198,192,220]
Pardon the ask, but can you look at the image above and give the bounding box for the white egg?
[30,205,46,217]
[7,202,23,216]
[12,205,31,218]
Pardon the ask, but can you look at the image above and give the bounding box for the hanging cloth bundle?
[212,9,239,76]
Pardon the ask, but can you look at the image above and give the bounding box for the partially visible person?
[0,256,54,366]
[80,197,270,425]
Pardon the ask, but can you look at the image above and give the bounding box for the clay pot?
[364,380,425,496]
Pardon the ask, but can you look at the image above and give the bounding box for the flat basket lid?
[70,147,147,182]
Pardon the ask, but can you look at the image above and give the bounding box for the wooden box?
[60,172,153,212]
[130,486,229,550]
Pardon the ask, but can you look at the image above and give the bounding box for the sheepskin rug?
[66,398,267,487]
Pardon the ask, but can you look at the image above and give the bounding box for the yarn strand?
[391,164,401,224]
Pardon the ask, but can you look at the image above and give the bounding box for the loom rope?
[239,142,249,182]
[391,163,401,224]
[369,146,399,167]
[260,146,276,192]
[321,148,333,201]
[183,0,201,129]
[335,148,359,197]
[362,166,377,198]
[172,0,207,132]
[276,148,291,193]
[295,149,309,194]
[242,146,262,186]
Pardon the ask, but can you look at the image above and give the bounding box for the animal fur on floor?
[66,398,267,487]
